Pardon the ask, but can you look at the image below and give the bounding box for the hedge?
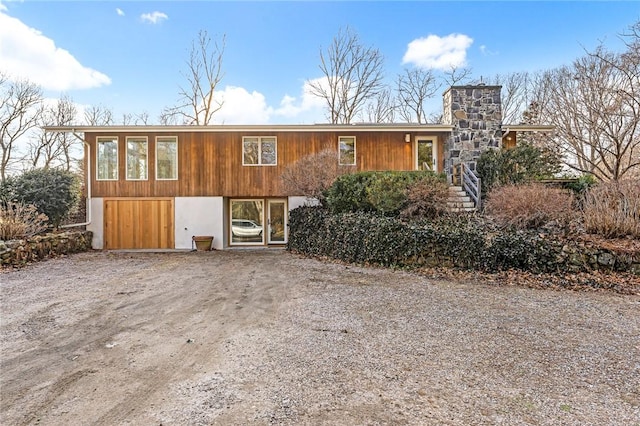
[287,206,639,274]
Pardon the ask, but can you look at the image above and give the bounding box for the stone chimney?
[442,85,502,180]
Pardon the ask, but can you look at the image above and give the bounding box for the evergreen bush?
[5,168,80,228]
[476,143,562,196]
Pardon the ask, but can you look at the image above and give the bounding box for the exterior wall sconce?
[405,133,411,143]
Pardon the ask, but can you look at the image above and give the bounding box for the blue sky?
[1,0,638,124]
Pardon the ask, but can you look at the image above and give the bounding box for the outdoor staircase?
[447,185,477,212]
[447,162,482,213]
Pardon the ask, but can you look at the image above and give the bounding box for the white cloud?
[141,11,168,24]
[272,78,326,119]
[479,44,498,56]
[116,8,125,16]
[402,33,473,70]
[212,86,272,124]
[0,10,111,91]
[208,80,325,124]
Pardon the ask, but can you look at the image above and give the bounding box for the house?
[45,84,552,250]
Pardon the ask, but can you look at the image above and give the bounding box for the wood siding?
[87,131,448,198]
[104,198,174,249]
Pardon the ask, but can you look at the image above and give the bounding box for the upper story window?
[156,137,178,180]
[339,136,356,165]
[96,137,118,180]
[126,137,148,180]
[243,136,277,166]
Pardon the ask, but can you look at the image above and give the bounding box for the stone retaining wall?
[0,231,93,267]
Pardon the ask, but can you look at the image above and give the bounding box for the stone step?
[447,201,475,209]
[449,191,468,198]
[448,207,477,213]
[448,195,471,202]
[447,184,477,212]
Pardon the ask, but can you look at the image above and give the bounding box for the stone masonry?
[443,85,502,180]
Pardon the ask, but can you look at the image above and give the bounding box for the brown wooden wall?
[86,130,448,198]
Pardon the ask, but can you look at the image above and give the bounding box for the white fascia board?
[43,124,454,133]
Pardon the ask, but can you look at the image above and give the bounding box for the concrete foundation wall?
[175,197,224,250]
[87,197,104,249]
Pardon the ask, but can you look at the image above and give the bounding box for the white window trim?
[242,136,278,166]
[414,136,438,172]
[338,136,356,166]
[96,136,119,181]
[155,136,179,181]
[125,136,149,181]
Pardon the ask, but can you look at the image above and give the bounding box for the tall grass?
[484,183,576,229]
[0,202,49,240]
[583,179,640,238]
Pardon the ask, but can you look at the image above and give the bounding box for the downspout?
[60,130,91,228]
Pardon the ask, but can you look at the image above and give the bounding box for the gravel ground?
[1,250,639,425]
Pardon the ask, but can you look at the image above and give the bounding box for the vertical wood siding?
[104,198,174,249]
[87,131,447,198]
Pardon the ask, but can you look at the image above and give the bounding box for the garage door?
[104,199,174,249]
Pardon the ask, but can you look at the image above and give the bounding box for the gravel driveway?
[1,250,639,425]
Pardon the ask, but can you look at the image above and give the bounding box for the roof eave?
[43,124,455,133]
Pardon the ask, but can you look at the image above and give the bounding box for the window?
[96,137,118,180]
[339,136,356,165]
[230,200,264,245]
[156,137,178,180]
[126,137,148,180]
[243,137,277,165]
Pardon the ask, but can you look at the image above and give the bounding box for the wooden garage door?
[104,199,174,249]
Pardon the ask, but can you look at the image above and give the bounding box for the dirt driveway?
[1,251,639,425]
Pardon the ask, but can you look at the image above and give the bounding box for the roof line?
[43,123,455,133]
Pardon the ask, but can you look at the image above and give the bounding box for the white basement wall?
[174,197,224,250]
[87,197,104,249]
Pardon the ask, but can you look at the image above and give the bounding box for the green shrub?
[7,168,80,228]
[476,144,562,196]
[325,172,376,214]
[583,179,640,238]
[482,229,556,272]
[565,174,597,196]
[326,170,444,216]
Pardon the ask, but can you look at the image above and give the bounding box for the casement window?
[243,136,277,165]
[156,137,178,180]
[126,137,148,180]
[96,137,118,180]
[339,136,356,165]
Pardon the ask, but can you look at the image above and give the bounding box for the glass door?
[230,199,264,245]
[416,137,436,172]
[268,200,287,244]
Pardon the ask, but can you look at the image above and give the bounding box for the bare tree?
[281,149,355,205]
[362,87,395,123]
[396,68,440,123]
[161,30,226,125]
[120,112,149,125]
[308,27,385,124]
[0,74,43,181]
[84,104,113,126]
[488,72,535,124]
[29,95,78,170]
[442,65,473,87]
[537,38,639,180]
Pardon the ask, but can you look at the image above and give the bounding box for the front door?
[268,200,287,244]
[415,137,437,172]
